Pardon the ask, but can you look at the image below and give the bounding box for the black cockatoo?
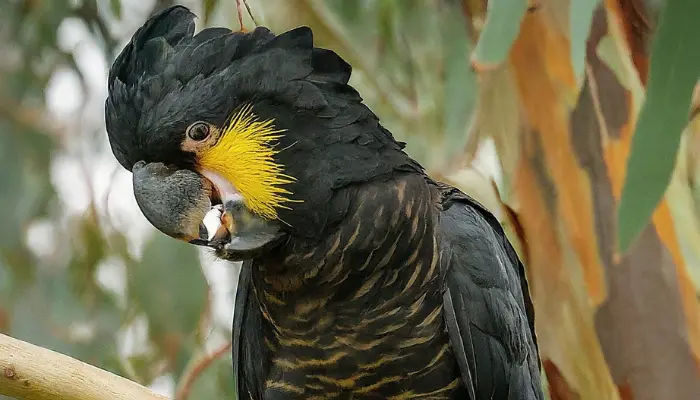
[105,6,543,399]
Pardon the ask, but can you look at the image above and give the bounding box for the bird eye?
[187,122,210,141]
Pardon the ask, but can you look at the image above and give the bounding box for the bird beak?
[208,198,284,258]
[131,162,282,259]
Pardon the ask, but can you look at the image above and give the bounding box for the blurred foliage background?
[1,0,700,399]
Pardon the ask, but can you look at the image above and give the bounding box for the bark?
[0,333,167,400]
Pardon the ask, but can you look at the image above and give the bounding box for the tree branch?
[174,340,232,400]
[0,333,168,400]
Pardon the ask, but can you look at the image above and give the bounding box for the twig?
[235,0,245,31]
[0,333,168,400]
[174,341,233,400]
[241,0,259,26]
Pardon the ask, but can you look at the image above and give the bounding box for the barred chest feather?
[252,176,466,399]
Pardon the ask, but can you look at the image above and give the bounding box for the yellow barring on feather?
[197,104,298,220]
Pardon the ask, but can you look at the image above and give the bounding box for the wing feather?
[232,262,269,399]
[438,185,543,400]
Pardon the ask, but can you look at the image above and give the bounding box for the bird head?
[105,6,417,261]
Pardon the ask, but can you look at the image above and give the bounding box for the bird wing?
[437,184,543,400]
[232,261,269,399]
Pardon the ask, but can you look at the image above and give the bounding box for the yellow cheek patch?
[197,104,297,220]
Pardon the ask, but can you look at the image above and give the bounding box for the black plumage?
[231,176,543,399]
[106,6,544,399]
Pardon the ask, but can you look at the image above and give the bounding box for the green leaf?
[187,352,236,399]
[9,271,122,371]
[0,130,53,248]
[0,264,9,334]
[126,353,162,384]
[570,0,601,84]
[0,128,55,283]
[131,234,207,369]
[110,0,122,18]
[203,0,220,25]
[327,0,362,22]
[441,4,477,162]
[68,214,108,298]
[617,0,700,252]
[470,0,528,70]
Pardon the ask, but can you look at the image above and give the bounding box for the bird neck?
[251,174,442,332]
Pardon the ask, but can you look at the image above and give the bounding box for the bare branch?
[0,333,168,400]
[236,0,245,31]
[174,341,232,400]
[241,0,259,27]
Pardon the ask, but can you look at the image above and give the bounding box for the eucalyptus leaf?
[471,0,528,69]
[441,7,477,162]
[203,0,220,25]
[109,0,122,18]
[187,353,236,399]
[131,234,207,368]
[10,271,122,370]
[69,215,108,297]
[0,128,55,284]
[617,0,700,252]
[570,0,601,84]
